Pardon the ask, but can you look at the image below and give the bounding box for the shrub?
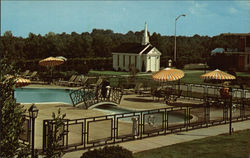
[0,59,26,157]
[80,146,133,158]
[45,109,66,158]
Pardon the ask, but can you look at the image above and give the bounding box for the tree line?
[1,29,239,71]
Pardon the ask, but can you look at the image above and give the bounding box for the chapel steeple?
[142,22,149,45]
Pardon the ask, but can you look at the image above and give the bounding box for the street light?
[174,14,186,65]
[28,104,39,158]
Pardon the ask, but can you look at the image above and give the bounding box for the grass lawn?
[134,129,250,158]
[89,70,129,76]
[237,71,250,77]
[89,70,151,76]
[181,70,205,84]
[88,70,250,88]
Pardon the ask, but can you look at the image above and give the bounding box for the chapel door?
[151,56,156,71]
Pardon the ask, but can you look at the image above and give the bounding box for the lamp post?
[28,104,39,158]
[174,14,186,65]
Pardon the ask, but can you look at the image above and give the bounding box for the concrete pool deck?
[20,84,250,157]
[21,84,170,150]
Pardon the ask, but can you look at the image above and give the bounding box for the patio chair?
[68,75,82,87]
[134,82,144,95]
[151,87,164,101]
[165,89,183,104]
[21,70,30,77]
[57,75,77,86]
[26,71,38,80]
[90,78,103,88]
[79,76,89,87]
[72,75,87,87]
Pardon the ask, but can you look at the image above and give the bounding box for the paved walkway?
[62,119,250,158]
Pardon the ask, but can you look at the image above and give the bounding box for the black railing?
[69,86,123,109]
[42,98,250,153]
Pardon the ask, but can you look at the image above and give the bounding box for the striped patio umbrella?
[200,69,236,80]
[39,57,64,79]
[39,57,64,67]
[15,77,31,87]
[4,75,31,87]
[56,56,67,61]
[152,68,184,82]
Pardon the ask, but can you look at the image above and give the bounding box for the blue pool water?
[15,88,73,104]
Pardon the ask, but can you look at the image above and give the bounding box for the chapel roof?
[112,43,154,54]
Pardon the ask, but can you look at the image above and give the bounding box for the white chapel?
[112,23,162,72]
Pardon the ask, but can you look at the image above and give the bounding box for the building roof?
[112,43,154,54]
[211,48,225,53]
[221,33,250,36]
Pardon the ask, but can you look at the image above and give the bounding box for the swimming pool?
[15,88,188,123]
[14,88,73,104]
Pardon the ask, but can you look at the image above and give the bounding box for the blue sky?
[2,1,250,37]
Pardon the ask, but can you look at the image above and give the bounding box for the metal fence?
[92,75,250,100]
[42,98,250,153]
[19,115,31,145]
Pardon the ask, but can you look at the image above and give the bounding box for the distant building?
[211,48,225,53]
[212,33,250,71]
[112,23,161,72]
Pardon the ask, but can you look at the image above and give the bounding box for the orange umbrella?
[39,57,64,67]
[152,68,184,82]
[200,69,236,80]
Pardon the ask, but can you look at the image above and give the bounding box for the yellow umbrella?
[4,75,31,87]
[39,57,64,67]
[15,77,31,87]
[200,69,236,80]
[152,68,184,82]
[39,57,64,79]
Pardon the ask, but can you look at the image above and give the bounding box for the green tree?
[0,58,26,158]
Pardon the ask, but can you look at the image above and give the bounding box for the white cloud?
[229,7,238,14]
[188,1,208,16]
[235,1,250,9]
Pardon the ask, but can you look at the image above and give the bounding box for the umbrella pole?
[51,68,53,79]
[51,67,54,84]
[178,80,180,92]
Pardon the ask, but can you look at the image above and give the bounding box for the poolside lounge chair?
[67,75,83,87]
[134,82,144,95]
[71,75,88,87]
[165,89,183,104]
[90,78,103,88]
[57,75,77,86]
[151,87,167,101]
[68,75,80,86]
[26,71,38,80]
[78,76,89,87]
[21,70,30,77]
